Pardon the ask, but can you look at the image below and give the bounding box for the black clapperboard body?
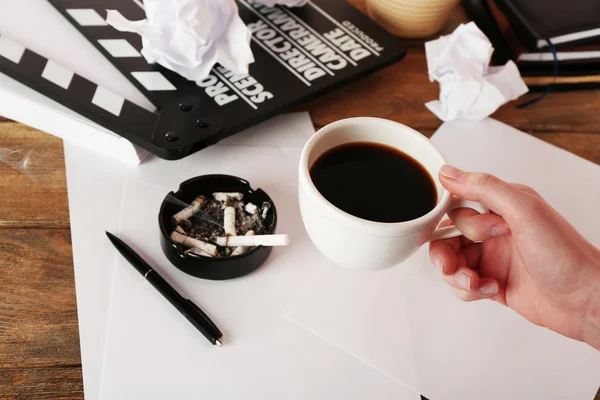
[0,0,406,160]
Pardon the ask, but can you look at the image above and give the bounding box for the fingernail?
[433,257,443,270]
[479,281,499,295]
[489,224,511,238]
[440,165,465,180]
[456,273,471,290]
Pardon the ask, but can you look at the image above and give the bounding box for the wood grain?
[0,229,79,369]
[0,123,69,228]
[303,50,600,134]
[0,368,83,400]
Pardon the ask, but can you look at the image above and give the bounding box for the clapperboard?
[0,0,406,160]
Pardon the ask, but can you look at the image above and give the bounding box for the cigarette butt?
[224,206,236,237]
[179,219,191,230]
[175,226,186,234]
[231,230,255,256]
[171,196,206,225]
[244,202,257,215]
[215,234,288,247]
[170,230,218,256]
[213,192,243,202]
[184,247,214,258]
[170,230,187,244]
[261,201,271,219]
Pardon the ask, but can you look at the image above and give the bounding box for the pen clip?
[185,299,222,338]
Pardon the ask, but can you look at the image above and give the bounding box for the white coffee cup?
[298,117,487,270]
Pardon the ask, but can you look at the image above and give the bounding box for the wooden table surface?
[1,2,600,399]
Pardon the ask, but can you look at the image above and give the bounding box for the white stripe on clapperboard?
[0,34,126,116]
[92,86,125,116]
[212,68,259,110]
[65,9,108,26]
[42,60,75,89]
[0,35,26,63]
[307,1,380,57]
[238,0,334,77]
[66,7,176,94]
[98,39,142,58]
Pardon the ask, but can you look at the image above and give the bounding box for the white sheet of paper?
[282,118,600,400]
[98,115,419,400]
[66,112,392,400]
[63,143,131,400]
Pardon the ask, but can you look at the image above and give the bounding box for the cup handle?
[428,197,489,242]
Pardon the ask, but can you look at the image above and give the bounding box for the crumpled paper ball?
[250,0,309,7]
[106,0,254,82]
[425,22,529,121]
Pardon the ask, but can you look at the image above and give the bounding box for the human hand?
[429,165,600,349]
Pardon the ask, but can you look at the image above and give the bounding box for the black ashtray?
[158,175,277,280]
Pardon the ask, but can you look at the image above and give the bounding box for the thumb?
[439,165,525,217]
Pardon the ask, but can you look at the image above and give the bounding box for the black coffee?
[310,142,437,223]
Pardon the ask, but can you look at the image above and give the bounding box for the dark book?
[493,0,600,51]
[519,46,600,63]
[487,0,600,69]
[461,0,513,65]
[523,75,600,91]
[462,0,600,90]
[461,0,599,68]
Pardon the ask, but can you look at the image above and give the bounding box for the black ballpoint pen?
[105,231,223,346]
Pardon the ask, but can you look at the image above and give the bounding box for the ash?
[176,195,273,257]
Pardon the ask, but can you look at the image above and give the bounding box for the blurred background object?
[366,0,460,38]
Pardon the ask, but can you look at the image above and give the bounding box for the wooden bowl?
[366,0,460,38]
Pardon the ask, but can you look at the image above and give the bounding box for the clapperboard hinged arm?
[0,33,226,160]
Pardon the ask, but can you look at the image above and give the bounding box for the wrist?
[581,255,600,350]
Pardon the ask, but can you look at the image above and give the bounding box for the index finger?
[439,167,526,217]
